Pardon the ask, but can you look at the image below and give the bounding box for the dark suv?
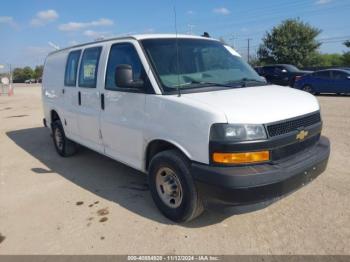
[256,64,312,86]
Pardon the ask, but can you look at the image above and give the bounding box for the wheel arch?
[50,109,61,126]
[144,139,192,171]
[303,83,313,89]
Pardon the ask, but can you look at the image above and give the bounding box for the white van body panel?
[42,34,322,173]
[42,50,67,131]
[144,95,227,165]
[182,85,320,124]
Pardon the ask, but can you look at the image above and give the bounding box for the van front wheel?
[52,120,78,157]
[148,150,203,223]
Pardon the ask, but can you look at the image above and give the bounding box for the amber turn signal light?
[213,151,270,164]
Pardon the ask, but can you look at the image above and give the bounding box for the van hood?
[182,85,320,124]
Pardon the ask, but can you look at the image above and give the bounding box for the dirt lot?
[0,85,349,255]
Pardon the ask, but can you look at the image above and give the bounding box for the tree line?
[12,65,43,83]
[253,19,350,68]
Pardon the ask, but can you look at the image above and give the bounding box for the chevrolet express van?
[42,34,330,222]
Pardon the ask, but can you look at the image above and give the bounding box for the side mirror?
[115,64,144,89]
[347,76,350,80]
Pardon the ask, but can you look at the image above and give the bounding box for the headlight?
[210,124,267,141]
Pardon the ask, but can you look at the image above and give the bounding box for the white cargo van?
[42,34,330,222]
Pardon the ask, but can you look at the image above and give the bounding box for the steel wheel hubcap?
[54,128,64,151]
[303,86,312,92]
[155,167,183,208]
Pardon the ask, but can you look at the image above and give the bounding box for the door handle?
[101,93,105,110]
[62,88,65,94]
[78,91,81,106]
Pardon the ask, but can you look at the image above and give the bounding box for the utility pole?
[247,38,252,63]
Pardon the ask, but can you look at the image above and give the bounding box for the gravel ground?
[0,85,349,255]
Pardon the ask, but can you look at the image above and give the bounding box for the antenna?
[173,3,181,97]
[48,41,60,50]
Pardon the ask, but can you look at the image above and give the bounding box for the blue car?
[294,69,350,95]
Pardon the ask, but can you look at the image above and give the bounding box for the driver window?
[105,43,143,90]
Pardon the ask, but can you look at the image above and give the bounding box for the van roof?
[48,34,218,56]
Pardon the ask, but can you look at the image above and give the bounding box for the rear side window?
[65,50,81,87]
[263,67,274,74]
[313,71,331,79]
[105,43,143,90]
[79,47,102,88]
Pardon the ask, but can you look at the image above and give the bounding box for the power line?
[206,3,350,38]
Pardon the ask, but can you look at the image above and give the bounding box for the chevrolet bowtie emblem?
[296,130,309,141]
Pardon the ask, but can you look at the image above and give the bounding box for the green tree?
[343,41,350,66]
[33,65,44,79]
[12,68,24,82]
[258,19,321,67]
[344,40,350,48]
[311,53,344,67]
[12,67,34,83]
[22,66,34,80]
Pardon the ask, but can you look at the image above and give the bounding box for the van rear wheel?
[52,120,78,157]
[148,150,203,223]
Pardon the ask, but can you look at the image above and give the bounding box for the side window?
[105,43,144,90]
[332,71,346,80]
[64,50,81,87]
[78,47,102,88]
[313,71,330,79]
[274,66,286,74]
[263,67,274,75]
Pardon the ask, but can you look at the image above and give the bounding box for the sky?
[0,0,349,69]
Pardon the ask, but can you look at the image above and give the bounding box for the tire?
[148,150,204,223]
[288,79,295,87]
[52,120,78,157]
[302,85,314,94]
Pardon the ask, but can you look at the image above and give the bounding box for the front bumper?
[191,136,330,206]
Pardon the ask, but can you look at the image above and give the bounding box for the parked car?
[294,69,350,95]
[42,34,330,222]
[254,66,264,75]
[25,79,36,84]
[257,64,312,86]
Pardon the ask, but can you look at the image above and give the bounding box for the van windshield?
[141,38,265,92]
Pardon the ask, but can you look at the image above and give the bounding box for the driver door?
[100,41,150,170]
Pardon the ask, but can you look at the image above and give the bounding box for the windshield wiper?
[173,80,235,88]
[225,78,267,87]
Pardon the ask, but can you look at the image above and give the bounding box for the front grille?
[267,112,321,137]
[272,134,320,161]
